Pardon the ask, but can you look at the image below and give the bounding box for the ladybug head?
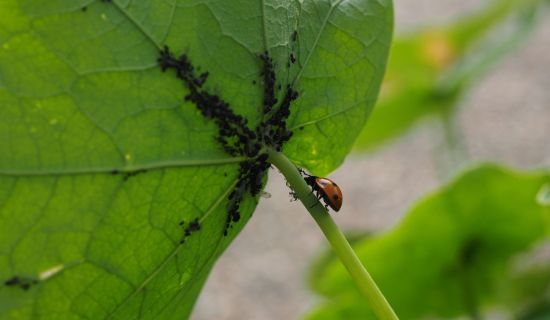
[303,175,317,187]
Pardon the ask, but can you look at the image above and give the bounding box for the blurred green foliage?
[320,1,550,318]
[306,165,550,319]
[353,0,546,152]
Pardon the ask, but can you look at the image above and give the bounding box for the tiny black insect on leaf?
[4,276,38,291]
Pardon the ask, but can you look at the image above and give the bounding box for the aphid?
[122,169,146,181]
[182,218,201,237]
[291,30,298,42]
[4,276,37,291]
[300,169,343,211]
[289,52,296,64]
[4,276,21,287]
[288,190,298,202]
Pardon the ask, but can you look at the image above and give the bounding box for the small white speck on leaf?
[39,264,64,281]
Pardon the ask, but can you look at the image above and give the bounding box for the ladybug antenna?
[297,167,311,177]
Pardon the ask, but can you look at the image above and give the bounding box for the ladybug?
[302,172,343,212]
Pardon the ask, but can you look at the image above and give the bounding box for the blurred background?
[193,0,550,319]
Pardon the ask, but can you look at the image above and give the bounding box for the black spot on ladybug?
[333,194,339,200]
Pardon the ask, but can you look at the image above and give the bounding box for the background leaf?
[0,0,392,319]
[352,0,546,152]
[306,165,550,319]
[497,244,550,320]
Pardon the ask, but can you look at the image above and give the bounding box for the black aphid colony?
[158,44,299,237]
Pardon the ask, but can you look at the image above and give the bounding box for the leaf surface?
[0,0,392,319]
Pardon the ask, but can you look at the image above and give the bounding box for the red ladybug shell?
[314,177,343,211]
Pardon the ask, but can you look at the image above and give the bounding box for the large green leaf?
[0,0,392,319]
[353,0,545,152]
[306,165,550,319]
[497,245,550,319]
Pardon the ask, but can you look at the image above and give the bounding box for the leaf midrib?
[111,0,162,50]
[0,157,246,177]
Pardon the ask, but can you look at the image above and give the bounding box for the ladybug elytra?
[303,174,343,212]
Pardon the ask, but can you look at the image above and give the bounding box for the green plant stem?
[267,149,399,320]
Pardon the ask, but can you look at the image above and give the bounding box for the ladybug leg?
[308,190,322,208]
[309,202,320,209]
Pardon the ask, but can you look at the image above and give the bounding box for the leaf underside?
[0,0,392,319]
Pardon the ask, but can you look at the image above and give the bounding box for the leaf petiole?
[267,149,399,320]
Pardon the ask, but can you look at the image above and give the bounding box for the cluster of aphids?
[4,276,38,291]
[158,43,298,237]
[178,218,201,244]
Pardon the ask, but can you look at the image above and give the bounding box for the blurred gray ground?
[193,1,550,319]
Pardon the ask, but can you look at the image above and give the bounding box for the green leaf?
[306,165,550,319]
[0,0,392,319]
[353,0,545,152]
[498,245,550,319]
